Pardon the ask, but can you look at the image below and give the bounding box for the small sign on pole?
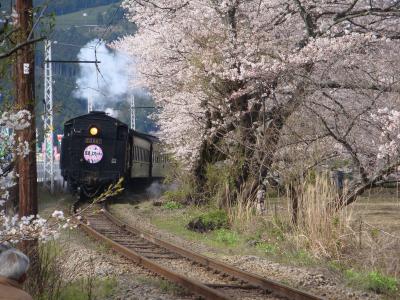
[23,63,30,74]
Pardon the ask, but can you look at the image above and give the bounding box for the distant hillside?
[1,0,121,16]
[55,2,126,29]
[37,0,121,16]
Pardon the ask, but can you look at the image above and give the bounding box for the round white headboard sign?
[83,144,103,164]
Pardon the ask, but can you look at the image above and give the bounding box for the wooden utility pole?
[14,0,38,218]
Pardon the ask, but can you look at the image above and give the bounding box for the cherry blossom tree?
[117,0,400,211]
[0,3,72,244]
[0,111,72,243]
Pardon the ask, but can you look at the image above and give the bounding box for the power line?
[92,5,122,88]
[45,60,101,63]
[96,5,121,48]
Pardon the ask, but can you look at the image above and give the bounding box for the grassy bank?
[110,188,400,298]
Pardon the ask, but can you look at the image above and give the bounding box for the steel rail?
[79,220,230,300]
[102,208,323,300]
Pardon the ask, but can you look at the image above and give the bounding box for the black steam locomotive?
[60,111,168,198]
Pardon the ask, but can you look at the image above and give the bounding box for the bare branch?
[0,36,45,59]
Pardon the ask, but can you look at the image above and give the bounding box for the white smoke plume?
[74,39,130,109]
[145,181,179,198]
[105,108,119,118]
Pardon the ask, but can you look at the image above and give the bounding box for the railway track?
[74,201,323,300]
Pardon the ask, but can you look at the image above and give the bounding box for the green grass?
[151,207,242,250]
[256,242,279,255]
[198,210,229,229]
[59,277,117,300]
[214,229,239,245]
[163,200,183,210]
[345,269,398,295]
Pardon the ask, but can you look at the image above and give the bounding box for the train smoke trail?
[74,39,130,111]
[146,181,179,198]
[105,108,119,118]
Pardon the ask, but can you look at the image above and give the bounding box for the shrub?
[187,210,228,232]
[345,269,398,294]
[163,189,188,202]
[366,271,398,294]
[163,200,183,210]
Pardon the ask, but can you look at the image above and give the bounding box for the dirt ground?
[351,189,400,233]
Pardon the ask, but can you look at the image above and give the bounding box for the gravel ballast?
[60,230,193,299]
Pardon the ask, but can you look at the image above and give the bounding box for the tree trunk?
[290,182,299,225]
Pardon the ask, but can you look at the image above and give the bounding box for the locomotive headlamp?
[89,126,98,136]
